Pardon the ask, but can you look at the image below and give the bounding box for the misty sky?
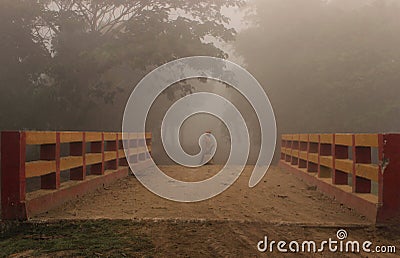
[1,0,400,164]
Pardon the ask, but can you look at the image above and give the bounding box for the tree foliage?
[0,1,50,128]
[0,0,243,130]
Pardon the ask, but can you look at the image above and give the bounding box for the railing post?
[317,134,321,177]
[127,133,133,165]
[306,134,310,170]
[105,133,118,170]
[377,134,384,205]
[290,135,299,166]
[284,135,291,162]
[1,131,27,219]
[119,133,128,166]
[331,134,336,183]
[91,132,105,175]
[70,132,86,180]
[40,132,60,189]
[127,133,132,164]
[146,133,152,160]
[116,133,120,168]
[289,136,293,164]
[139,133,145,162]
[378,134,400,220]
[352,135,372,193]
[351,134,357,193]
[307,134,318,173]
[129,133,138,164]
[332,135,348,185]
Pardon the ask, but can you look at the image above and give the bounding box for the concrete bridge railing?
[280,133,400,223]
[1,131,152,220]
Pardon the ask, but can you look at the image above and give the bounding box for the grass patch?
[0,220,154,257]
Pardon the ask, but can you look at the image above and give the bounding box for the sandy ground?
[33,165,368,224]
[4,165,393,257]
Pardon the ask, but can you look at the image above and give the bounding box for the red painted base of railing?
[1,131,152,220]
[9,166,130,220]
[279,161,380,222]
[280,133,400,223]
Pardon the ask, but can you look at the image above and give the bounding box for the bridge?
[1,130,399,223]
[1,131,400,256]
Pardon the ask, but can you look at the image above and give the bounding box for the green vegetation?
[0,220,154,257]
[0,0,242,131]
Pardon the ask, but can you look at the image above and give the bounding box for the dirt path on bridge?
[34,165,367,225]
[9,166,399,257]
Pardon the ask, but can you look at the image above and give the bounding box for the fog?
[1,0,400,164]
[235,0,400,135]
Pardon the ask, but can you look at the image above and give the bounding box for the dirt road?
[34,165,367,224]
[3,165,398,257]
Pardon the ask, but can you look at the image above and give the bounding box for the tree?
[0,0,50,129]
[0,0,243,130]
[41,0,243,129]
